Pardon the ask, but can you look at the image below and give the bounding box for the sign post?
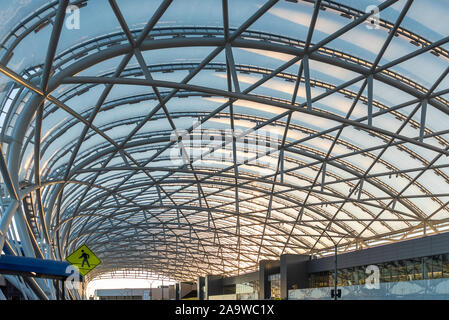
[66,244,101,277]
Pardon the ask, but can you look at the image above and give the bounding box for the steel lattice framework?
[0,0,448,299]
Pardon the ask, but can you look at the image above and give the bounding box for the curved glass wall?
[309,253,449,288]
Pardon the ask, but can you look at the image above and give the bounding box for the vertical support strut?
[321,162,326,192]
[0,144,20,254]
[303,55,312,110]
[156,185,162,207]
[419,99,427,143]
[280,149,284,184]
[358,178,364,201]
[225,44,241,93]
[197,183,202,207]
[208,211,211,231]
[334,244,338,300]
[357,178,364,200]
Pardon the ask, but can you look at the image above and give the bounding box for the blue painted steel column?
[0,254,72,279]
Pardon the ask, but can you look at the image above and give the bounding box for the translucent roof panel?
[0,0,448,282]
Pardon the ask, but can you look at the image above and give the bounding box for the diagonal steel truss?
[0,0,448,298]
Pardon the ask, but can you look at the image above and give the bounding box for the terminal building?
[199,231,449,300]
[0,0,449,300]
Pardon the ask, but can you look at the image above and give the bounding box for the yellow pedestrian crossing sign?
[66,244,101,276]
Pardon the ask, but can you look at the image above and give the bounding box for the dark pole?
[61,279,65,300]
[334,244,338,301]
[54,279,59,300]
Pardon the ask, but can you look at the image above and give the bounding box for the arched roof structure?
[0,0,448,285]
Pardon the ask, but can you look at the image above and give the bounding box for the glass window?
[443,254,449,277]
[326,272,332,287]
[380,262,391,283]
[236,281,259,294]
[337,269,343,287]
[423,256,432,279]
[414,258,423,280]
[345,268,355,286]
[353,266,363,285]
[309,273,316,288]
[309,252,449,290]
[391,260,400,282]
[269,273,281,299]
[432,255,443,279]
[398,260,407,282]
[223,285,236,294]
[358,266,365,285]
[405,259,415,281]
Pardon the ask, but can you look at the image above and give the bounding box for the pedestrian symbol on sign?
[66,244,101,276]
[79,250,90,268]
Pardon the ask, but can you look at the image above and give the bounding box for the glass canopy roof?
[0,0,448,282]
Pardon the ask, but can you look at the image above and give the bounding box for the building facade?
[199,232,449,300]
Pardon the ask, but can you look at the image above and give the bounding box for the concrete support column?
[175,283,180,300]
[258,260,279,300]
[258,260,268,300]
[280,254,310,300]
[197,276,205,300]
[205,275,223,300]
